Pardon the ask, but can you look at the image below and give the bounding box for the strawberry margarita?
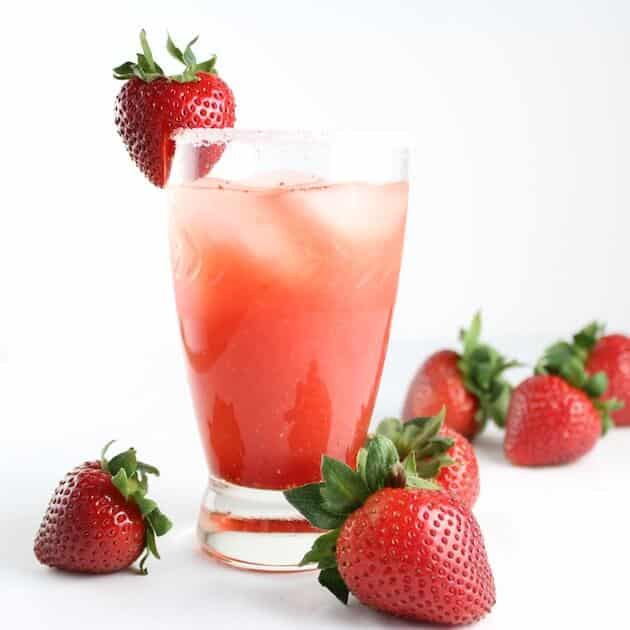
[167,129,408,569]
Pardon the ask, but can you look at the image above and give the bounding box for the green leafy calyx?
[535,321,623,434]
[284,435,440,604]
[458,312,519,430]
[373,408,455,479]
[101,441,173,574]
[113,29,218,84]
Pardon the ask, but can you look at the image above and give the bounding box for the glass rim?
[171,127,409,151]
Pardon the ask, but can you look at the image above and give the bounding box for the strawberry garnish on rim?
[113,30,235,187]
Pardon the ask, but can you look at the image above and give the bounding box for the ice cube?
[169,178,323,285]
[282,181,408,246]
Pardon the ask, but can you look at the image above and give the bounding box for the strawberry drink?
[170,177,407,489]
[168,130,408,570]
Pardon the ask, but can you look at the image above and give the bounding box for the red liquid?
[169,177,407,490]
[201,511,320,534]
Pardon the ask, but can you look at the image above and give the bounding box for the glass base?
[197,477,321,572]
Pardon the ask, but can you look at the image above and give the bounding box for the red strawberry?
[403,313,516,438]
[285,435,495,625]
[34,443,172,574]
[374,410,479,509]
[113,30,236,187]
[404,350,478,435]
[504,325,621,466]
[586,334,630,427]
[505,375,602,466]
[337,489,495,625]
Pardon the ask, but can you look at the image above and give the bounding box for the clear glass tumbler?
[167,130,409,571]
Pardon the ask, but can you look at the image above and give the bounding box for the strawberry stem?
[114,30,218,83]
[100,441,172,574]
[372,409,455,479]
[457,312,518,430]
[139,29,159,74]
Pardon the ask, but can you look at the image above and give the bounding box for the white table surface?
[2,339,629,629]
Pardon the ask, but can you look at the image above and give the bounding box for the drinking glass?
[167,129,409,571]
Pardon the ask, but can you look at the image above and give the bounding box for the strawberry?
[504,324,622,466]
[403,313,517,438]
[373,409,479,509]
[285,435,495,625]
[34,442,172,574]
[336,490,494,624]
[585,332,630,427]
[505,375,602,466]
[113,30,236,187]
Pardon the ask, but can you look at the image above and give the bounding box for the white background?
[1,1,629,628]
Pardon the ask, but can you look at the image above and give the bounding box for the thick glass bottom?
[197,477,320,572]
